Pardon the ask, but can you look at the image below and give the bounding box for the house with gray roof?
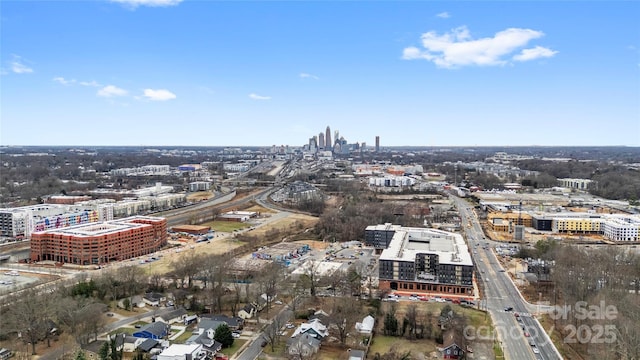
[133,321,169,340]
[138,338,160,353]
[200,314,244,330]
[287,333,321,358]
[185,320,224,355]
[290,318,329,339]
[156,307,188,324]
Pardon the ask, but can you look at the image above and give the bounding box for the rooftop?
[379,226,473,266]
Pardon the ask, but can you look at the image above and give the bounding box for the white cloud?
[402,26,556,68]
[300,73,319,80]
[436,12,450,19]
[513,46,558,61]
[143,88,176,101]
[54,77,102,87]
[110,0,183,8]
[53,77,75,85]
[10,55,33,74]
[97,85,128,97]
[79,80,101,87]
[249,93,271,100]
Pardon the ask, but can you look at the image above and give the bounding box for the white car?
[274,300,283,305]
[532,347,540,354]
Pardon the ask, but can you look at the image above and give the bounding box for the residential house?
[118,295,145,309]
[200,314,244,331]
[138,339,160,353]
[185,319,224,355]
[355,315,375,334]
[133,321,169,340]
[441,329,465,360]
[123,335,144,352]
[308,309,330,324]
[290,318,329,339]
[156,308,188,324]
[143,292,166,307]
[349,349,366,360]
[251,296,268,312]
[238,304,256,319]
[110,333,126,352]
[286,333,321,359]
[157,344,202,360]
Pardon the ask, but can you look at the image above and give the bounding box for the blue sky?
[1,0,639,147]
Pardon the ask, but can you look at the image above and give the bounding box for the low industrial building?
[171,225,211,235]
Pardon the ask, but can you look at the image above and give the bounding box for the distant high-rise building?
[334,131,339,145]
[375,136,380,152]
[318,132,325,149]
[325,126,332,152]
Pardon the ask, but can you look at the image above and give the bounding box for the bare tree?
[330,296,362,344]
[263,314,284,352]
[260,262,284,317]
[117,265,146,307]
[8,289,56,355]
[201,254,228,313]
[299,260,323,297]
[404,304,419,340]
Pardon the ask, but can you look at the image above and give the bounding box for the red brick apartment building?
[30,216,167,265]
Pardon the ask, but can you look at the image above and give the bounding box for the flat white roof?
[160,344,202,356]
[380,226,473,266]
[32,216,164,237]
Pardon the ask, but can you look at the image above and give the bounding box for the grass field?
[108,327,135,337]
[202,220,249,232]
[221,339,247,356]
[373,302,493,358]
[380,301,491,328]
[368,335,437,358]
[173,329,193,343]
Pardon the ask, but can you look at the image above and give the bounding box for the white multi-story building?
[110,165,171,176]
[223,163,250,172]
[0,203,113,239]
[368,176,416,188]
[558,178,594,190]
[602,216,640,242]
[189,181,211,192]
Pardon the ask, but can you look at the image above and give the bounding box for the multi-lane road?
[454,196,562,360]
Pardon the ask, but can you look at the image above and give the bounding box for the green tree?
[214,323,234,348]
[75,351,88,360]
[98,342,110,360]
[384,311,398,336]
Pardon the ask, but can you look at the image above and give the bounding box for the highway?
[454,196,562,360]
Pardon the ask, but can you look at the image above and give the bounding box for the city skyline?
[1,1,639,147]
